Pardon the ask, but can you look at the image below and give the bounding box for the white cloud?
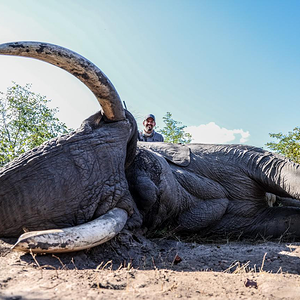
[185,122,250,144]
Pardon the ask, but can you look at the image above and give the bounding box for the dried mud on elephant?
[1,236,300,299]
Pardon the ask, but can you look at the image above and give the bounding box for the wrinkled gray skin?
[1,42,300,241]
[127,143,300,239]
[0,111,138,237]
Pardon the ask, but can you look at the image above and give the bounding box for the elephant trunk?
[0,41,125,121]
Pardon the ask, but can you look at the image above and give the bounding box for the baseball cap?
[144,114,155,121]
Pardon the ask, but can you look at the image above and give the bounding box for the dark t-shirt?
[138,130,164,142]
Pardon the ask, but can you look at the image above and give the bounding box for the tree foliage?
[159,112,192,144]
[0,83,70,167]
[266,127,300,163]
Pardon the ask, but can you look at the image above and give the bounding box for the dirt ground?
[1,232,300,299]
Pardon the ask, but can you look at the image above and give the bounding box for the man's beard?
[145,125,153,133]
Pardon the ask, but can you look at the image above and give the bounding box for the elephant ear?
[138,142,191,167]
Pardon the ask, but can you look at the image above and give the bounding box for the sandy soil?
[1,232,300,299]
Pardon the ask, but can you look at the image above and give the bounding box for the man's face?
[143,117,156,133]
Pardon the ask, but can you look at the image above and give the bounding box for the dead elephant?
[1,42,300,253]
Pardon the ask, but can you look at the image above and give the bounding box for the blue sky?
[0,0,299,147]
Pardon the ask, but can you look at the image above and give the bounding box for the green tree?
[0,83,70,167]
[159,112,192,144]
[266,127,300,163]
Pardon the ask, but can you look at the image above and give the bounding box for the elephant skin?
[0,111,138,237]
[127,142,300,239]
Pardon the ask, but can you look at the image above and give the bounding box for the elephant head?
[0,42,139,252]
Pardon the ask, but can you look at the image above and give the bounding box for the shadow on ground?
[2,230,300,274]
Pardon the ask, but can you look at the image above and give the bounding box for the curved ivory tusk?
[11,208,128,253]
[0,41,125,121]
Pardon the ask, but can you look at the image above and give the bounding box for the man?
[138,114,164,142]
